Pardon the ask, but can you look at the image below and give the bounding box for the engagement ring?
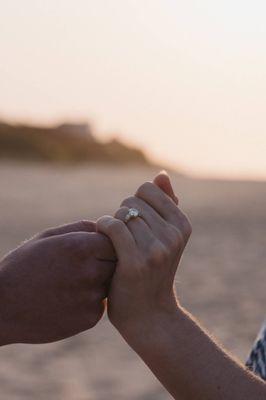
[124,208,141,223]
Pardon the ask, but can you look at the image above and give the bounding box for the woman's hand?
[96,173,191,341]
[98,174,266,400]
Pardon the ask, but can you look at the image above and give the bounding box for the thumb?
[37,220,97,239]
[153,171,178,205]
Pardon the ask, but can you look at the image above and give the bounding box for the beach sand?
[0,161,265,399]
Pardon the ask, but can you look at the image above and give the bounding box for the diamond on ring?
[124,208,140,223]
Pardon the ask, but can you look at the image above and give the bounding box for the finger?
[115,207,156,250]
[153,171,179,205]
[96,215,136,262]
[85,232,117,261]
[37,220,97,239]
[120,197,168,236]
[83,259,116,287]
[136,181,184,227]
[48,231,117,261]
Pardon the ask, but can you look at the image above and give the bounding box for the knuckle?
[79,219,95,231]
[183,219,192,238]
[146,242,169,265]
[167,202,180,217]
[170,210,192,243]
[106,219,124,235]
[179,212,192,239]
[115,206,128,220]
[96,216,107,228]
[136,181,153,198]
[120,195,136,208]
[166,226,181,249]
[168,224,190,250]
[97,216,124,236]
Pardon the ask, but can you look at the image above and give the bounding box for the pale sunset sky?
[1,1,266,179]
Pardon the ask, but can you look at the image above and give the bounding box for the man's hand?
[0,221,116,345]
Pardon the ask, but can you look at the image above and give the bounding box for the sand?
[0,161,265,399]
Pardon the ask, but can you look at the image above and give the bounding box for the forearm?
[121,305,266,400]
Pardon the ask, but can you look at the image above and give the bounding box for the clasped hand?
[0,173,191,345]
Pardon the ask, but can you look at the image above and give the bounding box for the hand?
[0,220,116,345]
[96,172,191,341]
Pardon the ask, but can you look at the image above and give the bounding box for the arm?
[121,304,266,400]
[97,173,266,400]
[0,220,116,345]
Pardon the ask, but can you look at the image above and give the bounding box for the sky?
[1,0,266,179]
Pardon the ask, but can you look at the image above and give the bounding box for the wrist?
[117,297,183,350]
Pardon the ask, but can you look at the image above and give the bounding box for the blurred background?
[0,1,266,399]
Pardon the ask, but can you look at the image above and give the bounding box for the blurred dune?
[0,121,149,166]
[0,161,265,399]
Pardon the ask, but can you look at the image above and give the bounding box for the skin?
[97,172,266,400]
[0,220,116,345]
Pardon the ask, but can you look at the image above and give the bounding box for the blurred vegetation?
[0,121,149,165]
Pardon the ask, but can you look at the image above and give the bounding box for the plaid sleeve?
[246,321,266,381]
